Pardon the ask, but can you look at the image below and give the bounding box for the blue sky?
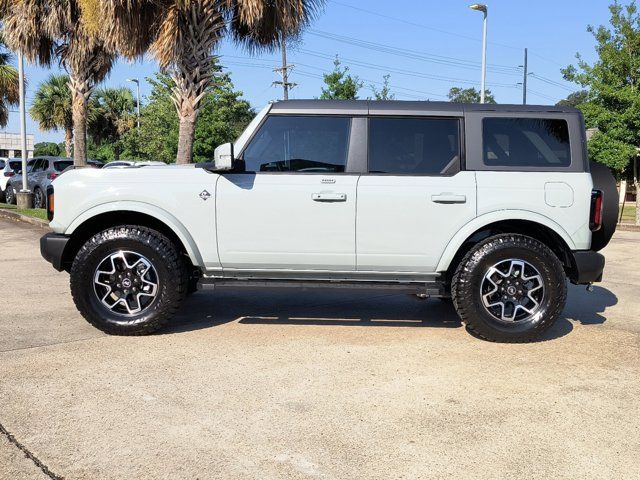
[2,0,613,144]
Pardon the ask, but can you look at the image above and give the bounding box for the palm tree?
[1,0,115,166]
[0,36,19,128]
[30,74,73,156]
[89,0,324,164]
[88,87,136,160]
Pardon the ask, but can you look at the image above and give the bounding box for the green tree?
[88,87,136,160]
[30,74,73,157]
[447,87,496,104]
[0,36,19,128]
[2,0,115,166]
[33,142,62,157]
[92,0,323,164]
[121,72,254,164]
[556,90,590,108]
[320,56,363,100]
[562,1,640,224]
[371,74,395,100]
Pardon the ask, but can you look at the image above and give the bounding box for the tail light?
[47,185,54,221]
[3,171,14,177]
[47,172,59,181]
[590,190,603,232]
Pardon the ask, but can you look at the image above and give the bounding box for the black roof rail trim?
[267,99,581,115]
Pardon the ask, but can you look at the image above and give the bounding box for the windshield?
[54,161,73,172]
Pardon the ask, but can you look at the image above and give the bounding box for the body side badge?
[199,190,212,201]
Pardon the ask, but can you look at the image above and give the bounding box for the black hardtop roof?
[269,99,580,115]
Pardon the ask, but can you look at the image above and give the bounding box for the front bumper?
[40,233,70,271]
[568,250,605,285]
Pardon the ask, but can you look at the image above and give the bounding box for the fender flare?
[435,210,577,273]
[66,201,204,267]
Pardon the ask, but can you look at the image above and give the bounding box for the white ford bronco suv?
[40,100,617,342]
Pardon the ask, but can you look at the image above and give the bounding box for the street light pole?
[18,51,28,193]
[127,78,141,130]
[470,4,488,104]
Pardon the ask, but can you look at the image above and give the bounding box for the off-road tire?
[452,234,567,343]
[70,225,189,335]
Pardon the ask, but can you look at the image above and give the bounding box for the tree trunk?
[177,114,197,164]
[168,3,222,164]
[68,74,92,167]
[64,127,73,158]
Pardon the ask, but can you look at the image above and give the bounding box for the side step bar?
[198,278,448,297]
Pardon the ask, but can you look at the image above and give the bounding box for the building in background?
[0,132,34,158]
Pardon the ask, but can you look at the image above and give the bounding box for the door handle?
[431,193,467,204]
[312,193,347,202]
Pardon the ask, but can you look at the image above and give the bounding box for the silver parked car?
[5,157,104,207]
[103,160,166,169]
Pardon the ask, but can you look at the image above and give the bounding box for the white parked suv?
[0,157,23,202]
[40,101,618,342]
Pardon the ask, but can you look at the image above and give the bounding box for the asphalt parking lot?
[1,217,639,480]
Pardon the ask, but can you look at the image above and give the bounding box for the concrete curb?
[617,223,640,233]
[0,209,50,229]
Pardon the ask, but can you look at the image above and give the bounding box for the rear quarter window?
[54,161,73,172]
[483,118,571,168]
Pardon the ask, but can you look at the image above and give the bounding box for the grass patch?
[620,204,637,223]
[0,203,48,221]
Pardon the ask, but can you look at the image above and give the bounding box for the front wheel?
[70,226,189,335]
[4,184,15,204]
[452,234,567,343]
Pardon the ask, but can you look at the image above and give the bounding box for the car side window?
[25,159,37,172]
[32,159,47,172]
[241,116,350,173]
[368,117,461,175]
[482,118,571,167]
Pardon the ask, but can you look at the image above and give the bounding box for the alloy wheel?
[93,250,159,316]
[480,258,545,323]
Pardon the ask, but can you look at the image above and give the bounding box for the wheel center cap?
[507,286,517,296]
[122,278,132,289]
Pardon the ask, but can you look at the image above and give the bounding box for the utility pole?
[522,48,528,105]
[273,32,296,100]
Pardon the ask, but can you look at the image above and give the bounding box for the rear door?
[356,116,477,272]
[29,158,47,190]
[216,115,360,272]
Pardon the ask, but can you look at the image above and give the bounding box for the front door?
[356,116,477,273]
[216,115,358,272]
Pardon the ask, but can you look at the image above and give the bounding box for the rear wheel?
[452,234,567,343]
[33,187,44,209]
[70,226,189,335]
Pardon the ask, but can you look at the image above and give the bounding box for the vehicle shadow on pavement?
[165,291,462,333]
[564,284,618,326]
[164,285,618,341]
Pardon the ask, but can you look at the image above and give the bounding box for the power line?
[529,73,576,92]
[296,48,519,89]
[224,60,447,99]
[307,29,522,75]
[328,0,522,51]
[329,0,571,68]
